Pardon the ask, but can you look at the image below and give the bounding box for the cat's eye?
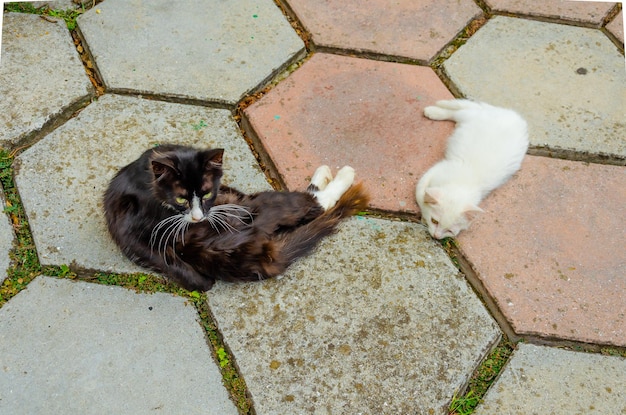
[175,197,188,206]
[202,191,213,200]
[431,218,439,225]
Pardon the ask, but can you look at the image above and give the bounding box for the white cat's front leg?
[314,166,355,210]
[423,105,454,121]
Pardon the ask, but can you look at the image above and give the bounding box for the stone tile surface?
[209,217,501,414]
[0,189,14,284]
[30,1,78,9]
[486,0,616,25]
[245,53,454,213]
[0,13,93,148]
[444,16,626,159]
[286,0,482,61]
[606,9,624,44]
[77,0,304,106]
[0,276,238,415]
[457,155,626,346]
[474,343,626,415]
[14,94,271,273]
[2,0,625,413]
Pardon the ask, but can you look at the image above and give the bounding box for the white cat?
[416,99,529,239]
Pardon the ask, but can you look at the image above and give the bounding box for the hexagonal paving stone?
[485,0,617,26]
[0,13,93,148]
[30,0,77,9]
[0,276,238,414]
[285,0,482,61]
[14,94,271,274]
[77,0,304,106]
[457,155,626,346]
[209,217,501,414]
[475,344,626,414]
[244,53,455,213]
[444,16,626,160]
[606,9,624,44]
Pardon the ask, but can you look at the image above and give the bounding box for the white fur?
[189,194,204,222]
[416,99,529,239]
[312,165,355,210]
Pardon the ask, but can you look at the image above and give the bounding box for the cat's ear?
[424,189,440,205]
[202,149,224,170]
[463,205,484,222]
[151,156,178,179]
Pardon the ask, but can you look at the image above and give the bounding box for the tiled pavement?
[0,1,624,414]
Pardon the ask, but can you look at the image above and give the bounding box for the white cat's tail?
[424,99,483,121]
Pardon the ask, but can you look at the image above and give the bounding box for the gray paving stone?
[444,16,626,159]
[0,189,15,284]
[30,1,78,9]
[0,275,238,415]
[76,0,305,106]
[475,343,626,415]
[0,13,93,148]
[14,94,271,274]
[208,216,501,414]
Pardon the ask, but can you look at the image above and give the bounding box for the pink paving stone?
[486,0,617,25]
[244,53,454,213]
[606,9,624,44]
[457,155,626,347]
[285,0,482,61]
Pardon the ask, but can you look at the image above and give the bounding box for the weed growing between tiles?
[0,149,40,307]
[4,2,85,30]
[448,338,514,414]
[430,15,487,71]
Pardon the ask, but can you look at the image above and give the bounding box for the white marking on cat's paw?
[423,106,451,121]
[314,166,355,210]
[310,165,333,191]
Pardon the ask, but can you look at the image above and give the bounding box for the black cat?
[103,144,369,291]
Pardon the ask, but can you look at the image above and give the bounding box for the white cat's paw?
[310,165,333,191]
[423,105,451,121]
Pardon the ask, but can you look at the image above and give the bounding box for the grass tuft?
[448,338,514,414]
[0,149,41,308]
[4,2,87,31]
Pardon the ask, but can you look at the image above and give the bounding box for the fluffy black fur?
[103,144,369,291]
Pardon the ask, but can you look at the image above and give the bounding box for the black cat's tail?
[268,182,370,273]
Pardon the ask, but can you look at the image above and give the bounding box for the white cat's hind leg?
[314,166,355,210]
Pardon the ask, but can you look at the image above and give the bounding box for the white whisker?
[150,214,186,265]
[205,204,253,234]
[150,215,179,248]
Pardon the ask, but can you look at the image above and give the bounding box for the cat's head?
[150,147,224,222]
[420,187,483,239]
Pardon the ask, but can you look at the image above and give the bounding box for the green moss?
[0,150,41,308]
[448,338,514,414]
[4,2,86,31]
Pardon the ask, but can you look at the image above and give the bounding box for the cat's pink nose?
[190,207,204,222]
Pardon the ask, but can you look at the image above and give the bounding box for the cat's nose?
[190,207,204,222]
